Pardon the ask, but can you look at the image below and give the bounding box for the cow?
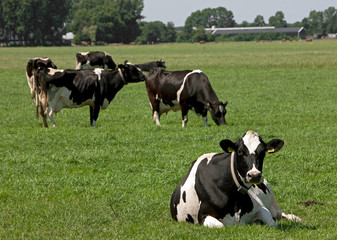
[75,51,116,70]
[26,57,57,117]
[135,59,166,72]
[145,68,228,127]
[170,130,302,227]
[34,62,145,127]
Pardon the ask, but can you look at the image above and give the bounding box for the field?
[0,40,336,239]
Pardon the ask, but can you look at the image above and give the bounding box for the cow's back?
[146,69,192,100]
[179,71,216,103]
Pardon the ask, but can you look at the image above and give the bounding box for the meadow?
[0,40,336,239]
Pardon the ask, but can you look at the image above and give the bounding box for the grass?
[0,40,336,239]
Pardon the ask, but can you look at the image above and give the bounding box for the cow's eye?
[238,149,245,156]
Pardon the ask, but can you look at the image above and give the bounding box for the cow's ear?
[220,140,236,153]
[266,139,284,153]
[118,64,125,70]
[51,63,57,69]
[205,101,212,110]
[224,100,228,107]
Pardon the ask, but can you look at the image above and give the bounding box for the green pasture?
[0,41,336,239]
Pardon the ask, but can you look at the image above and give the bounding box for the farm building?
[204,26,305,39]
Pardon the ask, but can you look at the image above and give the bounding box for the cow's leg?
[29,76,35,99]
[264,180,302,222]
[47,108,56,127]
[181,105,189,128]
[39,93,49,127]
[257,207,278,227]
[35,92,39,118]
[40,103,48,127]
[91,105,100,127]
[203,216,224,228]
[153,111,160,126]
[150,99,160,126]
[31,76,40,118]
[202,113,208,127]
[281,212,302,222]
[89,106,94,125]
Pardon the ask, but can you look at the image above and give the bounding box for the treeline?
[0,0,336,46]
[177,7,337,42]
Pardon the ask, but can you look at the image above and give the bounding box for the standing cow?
[34,62,145,127]
[75,51,116,70]
[145,68,228,127]
[26,57,57,117]
[170,130,301,227]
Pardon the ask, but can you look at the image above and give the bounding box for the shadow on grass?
[277,222,317,231]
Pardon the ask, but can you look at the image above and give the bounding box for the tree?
[1,0,71,45]
[117,0,144,43]
[183,7,235,41]
[253,15,266,27]
[192,27,207,42]
[69,0,143,43]
[163,22,177,42]
[306,10,325,35]
[240,21,250,27]
[324,7,337,34]
[137,21,176,43]
[185,7,235,29]
[269,11,287,27]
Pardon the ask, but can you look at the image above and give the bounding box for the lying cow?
[75,51,116,70]
[135,59,166,72]
[26,57,57,117]
[34,62,145,127]
[145,68,228,127]
[170,130,301,227]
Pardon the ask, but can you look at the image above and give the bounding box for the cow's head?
[105,55,117,69]
[207,100,228,126]
[220,131,284,186]
[157,59,166,69]
[32,57,57,70]
[120,61,145,83]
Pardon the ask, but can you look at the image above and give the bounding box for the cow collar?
[118,68,127,84]
[230,152,251,194]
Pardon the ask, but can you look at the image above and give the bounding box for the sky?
[142,0,337,26]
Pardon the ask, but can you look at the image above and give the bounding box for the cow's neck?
[205,91,220,106]
[230,152,252,194]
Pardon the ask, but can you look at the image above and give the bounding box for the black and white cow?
[26,57,57,117]
[135,59,166,72]
[75,51,116,70]
[34,62,145,127]
[170,130,301,227]
[145,68,228,127]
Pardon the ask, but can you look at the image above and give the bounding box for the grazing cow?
[75,51,116,70]
[145,68,228,127]
[170,130,302,227]
[135,59,166,72]
[26,57,57,117]
[34,62,145,127]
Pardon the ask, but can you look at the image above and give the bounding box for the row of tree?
[178,7,337,42]
[0,0,336,46]
[0,0,144,46]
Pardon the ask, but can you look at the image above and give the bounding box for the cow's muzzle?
[246,170,263,184]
